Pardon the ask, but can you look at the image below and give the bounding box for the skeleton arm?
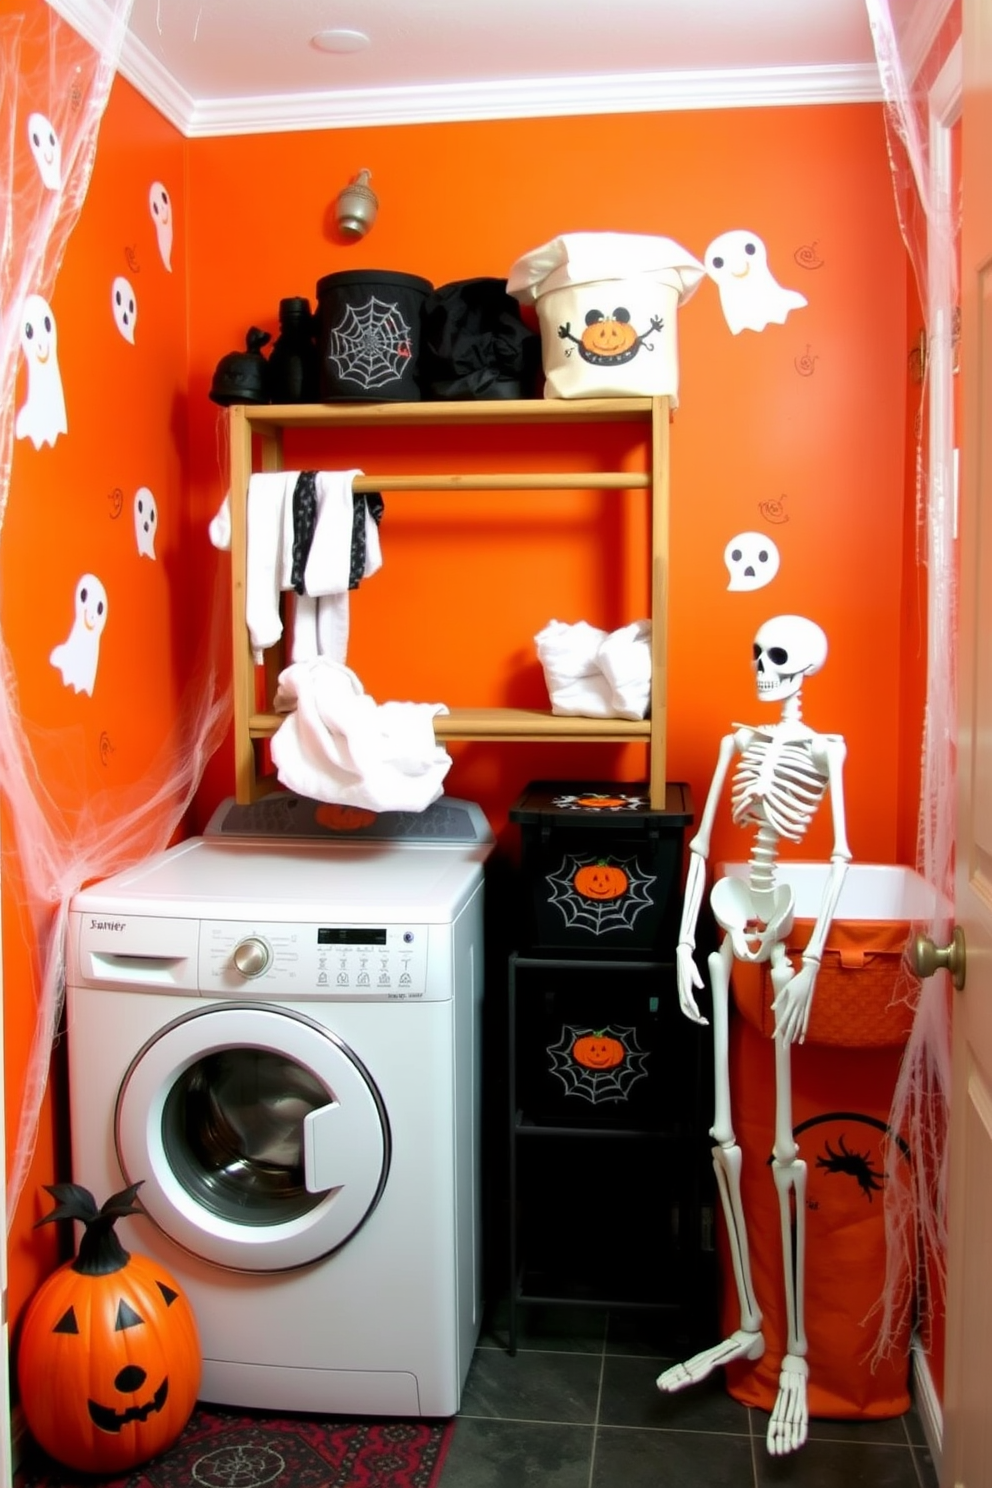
[772,734,851,1044]
[676,731,740,1024]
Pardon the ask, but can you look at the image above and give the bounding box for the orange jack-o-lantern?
[314,803,378,832]
[572,1032,627,1070]
[575,794,628,810]
[581,308,638,359]
[17,1183,201,1474]
[573,860,629,900]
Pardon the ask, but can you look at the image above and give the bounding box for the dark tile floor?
[437,1304,940,1488]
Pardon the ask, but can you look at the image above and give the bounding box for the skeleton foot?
[766,1353,809,1456]
[656,1329,765,1393]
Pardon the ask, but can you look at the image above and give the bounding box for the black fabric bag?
[421,277,541,400]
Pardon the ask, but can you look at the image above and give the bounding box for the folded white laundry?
[534,617,652,720]
[598,618,652,720]
[270,658,452,812]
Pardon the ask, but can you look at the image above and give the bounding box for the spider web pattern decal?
[546,852,656,933]
[547,1024,650,1104]
[551,792,646,812]
[326,296,415,390]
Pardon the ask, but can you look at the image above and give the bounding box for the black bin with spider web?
[316,270,433,401]
[509,779,693,955]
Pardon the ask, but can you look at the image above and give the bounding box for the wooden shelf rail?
[227,397,670,807]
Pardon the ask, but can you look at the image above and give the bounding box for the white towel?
[535,618,614,717]
[245,472,296,662]
[598,619,652,720]
[535,617,652,719]
[270,658,452,812]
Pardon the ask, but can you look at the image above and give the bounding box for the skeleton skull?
[752,615,827,703]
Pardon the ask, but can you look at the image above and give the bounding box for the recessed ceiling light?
[310,28,370,54]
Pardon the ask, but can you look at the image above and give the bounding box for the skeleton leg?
[657,934,765,1393]
[765,944,809,1456]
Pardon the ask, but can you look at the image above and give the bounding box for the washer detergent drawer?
[71,915,201,991]
[116,1003,389,1271]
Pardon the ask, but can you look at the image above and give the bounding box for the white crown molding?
[186,64,883,138]
[46,1,882,139]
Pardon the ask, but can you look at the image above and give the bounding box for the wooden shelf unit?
[227,396,671,806]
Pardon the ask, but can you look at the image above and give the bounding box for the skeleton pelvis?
[710,876,794,962]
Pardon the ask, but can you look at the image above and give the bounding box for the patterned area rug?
[16,1406,454,1487]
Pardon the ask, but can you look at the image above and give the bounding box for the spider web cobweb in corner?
[326,296,416,390]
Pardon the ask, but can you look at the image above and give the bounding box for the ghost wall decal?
[16,294,67,449]
[704,230,807,334]
[27,112,61,191]
[50,574,108,695]
[149,181,173,271]
[134,487,157,559]
[724,532,780,591]
[111,276,137,343]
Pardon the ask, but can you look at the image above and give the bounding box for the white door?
[116,1004,389,1272]
[942,4,992,1484]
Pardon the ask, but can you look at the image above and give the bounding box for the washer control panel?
[201,920,433,1000]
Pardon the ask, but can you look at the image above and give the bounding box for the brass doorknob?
[912,925,967,990]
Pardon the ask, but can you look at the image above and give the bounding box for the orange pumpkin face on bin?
[571,1032,626,1070]
[581,308,638,359]
[573,860,629,901]
[17,1183,201,1475]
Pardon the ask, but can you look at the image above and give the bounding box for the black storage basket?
[315,269,433,402]
[510,780,692,955]
[513,959,694,1131]
[421,277,541,400]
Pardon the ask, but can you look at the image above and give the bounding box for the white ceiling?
[48,0,945,137]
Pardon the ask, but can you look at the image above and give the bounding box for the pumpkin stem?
[36,1182,145,1277]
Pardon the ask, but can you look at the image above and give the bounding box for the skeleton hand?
[676,942,709,1025]
[771,959,818,1044]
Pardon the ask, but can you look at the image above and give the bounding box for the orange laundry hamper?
[715,864,935,1420]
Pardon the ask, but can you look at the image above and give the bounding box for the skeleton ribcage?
[731,736,828,843]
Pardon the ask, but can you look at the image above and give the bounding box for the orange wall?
[187,103,912,877]
[2,38,190,1322]
[2,23,920,1348]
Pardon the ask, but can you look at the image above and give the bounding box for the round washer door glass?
[116,1004,389,1271]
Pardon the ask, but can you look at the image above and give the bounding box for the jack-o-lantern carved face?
[314,802,378,833]
[573,860,629,901]
[17,1184,201,1475]
[572,1032,626,1070]
[581,307,638,359]
[558,309,663,366]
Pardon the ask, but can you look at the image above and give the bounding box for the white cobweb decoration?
[326,296,415,390]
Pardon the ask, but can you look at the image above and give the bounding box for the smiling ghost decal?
[724,532,780,591]
[704,230,807,335]
[16,294,67,449]
[134,487,157,559]
[149,181,173,271]
[27,112,61,191]
[112,276,137,343]
[50,574,108,696]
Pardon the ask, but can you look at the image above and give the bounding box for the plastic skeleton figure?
[657,615,851,1456]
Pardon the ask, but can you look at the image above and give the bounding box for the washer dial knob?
[232,936,271,978]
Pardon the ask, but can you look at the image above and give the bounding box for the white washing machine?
[65,796,492,1419]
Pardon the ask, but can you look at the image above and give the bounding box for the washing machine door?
[115,1004,389,1272]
